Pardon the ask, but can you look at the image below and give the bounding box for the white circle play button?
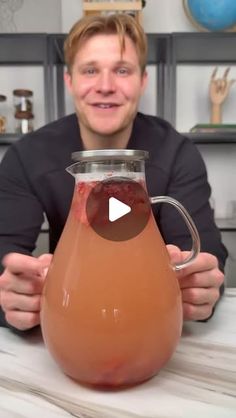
[86,177,151,241]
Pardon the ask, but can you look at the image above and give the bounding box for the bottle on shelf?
[13,89,34,134]
[14,110,34,135]
[13,89,33,113]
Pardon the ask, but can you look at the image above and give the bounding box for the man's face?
[64,34,147,138]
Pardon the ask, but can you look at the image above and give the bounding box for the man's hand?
[167,245,224,321]
[0,253,52,330]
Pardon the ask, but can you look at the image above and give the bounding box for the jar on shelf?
[13,89,33,113]
[0,94,7,133]
[14,110,34,134]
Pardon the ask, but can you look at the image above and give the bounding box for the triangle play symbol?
[109,197,131,222]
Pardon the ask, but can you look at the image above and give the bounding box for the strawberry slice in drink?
[72,178,150,233]
[72,181,99,225]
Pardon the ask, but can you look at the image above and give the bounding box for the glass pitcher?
[40,149,200,389]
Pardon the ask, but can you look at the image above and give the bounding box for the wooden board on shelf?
[83,1,142,23]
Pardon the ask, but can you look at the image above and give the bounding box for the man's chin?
[90,125,124,137]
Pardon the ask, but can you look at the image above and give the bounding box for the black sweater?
[0,113,228,326]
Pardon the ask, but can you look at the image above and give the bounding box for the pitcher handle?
[150,196,200,271]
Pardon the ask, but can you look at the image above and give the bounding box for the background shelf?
[215,218,236,232]
[183,132,236,144]
[0,133,20,145]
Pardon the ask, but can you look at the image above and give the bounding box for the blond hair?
[64,14,147,75]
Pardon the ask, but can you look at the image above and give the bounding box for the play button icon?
[86,177,151,241]
[109,197,131,222]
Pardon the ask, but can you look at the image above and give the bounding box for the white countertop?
[0,288,236,418]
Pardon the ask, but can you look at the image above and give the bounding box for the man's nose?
[95,71,115,94]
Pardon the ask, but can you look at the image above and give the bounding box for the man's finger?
[178,267,224,290]
[5,310,40,331]
[177,252,218,276]
[0,273,45,294]
[2,253,45,277]
[38,253,53,266]
[1,291,41,312]
[182,302,213,321]
[38,253,53,277]
[166,244,183,264]
[181,287,220,306]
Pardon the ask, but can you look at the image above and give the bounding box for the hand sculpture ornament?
[209,67,235,124]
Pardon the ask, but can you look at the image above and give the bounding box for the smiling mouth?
[93,103,120,109]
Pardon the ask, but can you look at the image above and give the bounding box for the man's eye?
[83,68,97,75]
[116,68,129,75]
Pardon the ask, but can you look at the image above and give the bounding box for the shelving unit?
[168,32,236,128]
[0,32,235,136]
[0,34,50,133]
[184,132,236,144]
[167,32,236,244]
[0,32,235,236]
[47,34,66,121]
[215,218,236,232]
[0,133,19,145]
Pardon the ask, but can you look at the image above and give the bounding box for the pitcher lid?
[71,149,149,162]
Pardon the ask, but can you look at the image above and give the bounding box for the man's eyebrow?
[78,60,97,67]
[78,60,135,67]
[115,60,135,66]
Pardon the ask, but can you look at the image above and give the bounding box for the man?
[0,14,226,331]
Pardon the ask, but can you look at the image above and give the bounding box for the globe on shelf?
[183,0,236,31]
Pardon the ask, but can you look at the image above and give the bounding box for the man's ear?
[141,70,148,94]
[64,71,73,94]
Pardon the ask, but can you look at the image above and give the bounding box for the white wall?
[0,0,62,33]
[61,0,83,32]
[142,0,195,33]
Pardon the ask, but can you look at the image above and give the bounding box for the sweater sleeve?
[0,145,44,268]
[0,145,44,327]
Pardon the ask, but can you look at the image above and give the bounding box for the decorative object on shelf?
[14,110,34,134]
[190,123,236,133]
[209,67,236,124]
[183,0,236,32]
[13,89,34,134]
[0,0,24,32]
[13,88,33,113]
[190,67,236,133]
[82,1,144,23]
[0,94,7,133]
